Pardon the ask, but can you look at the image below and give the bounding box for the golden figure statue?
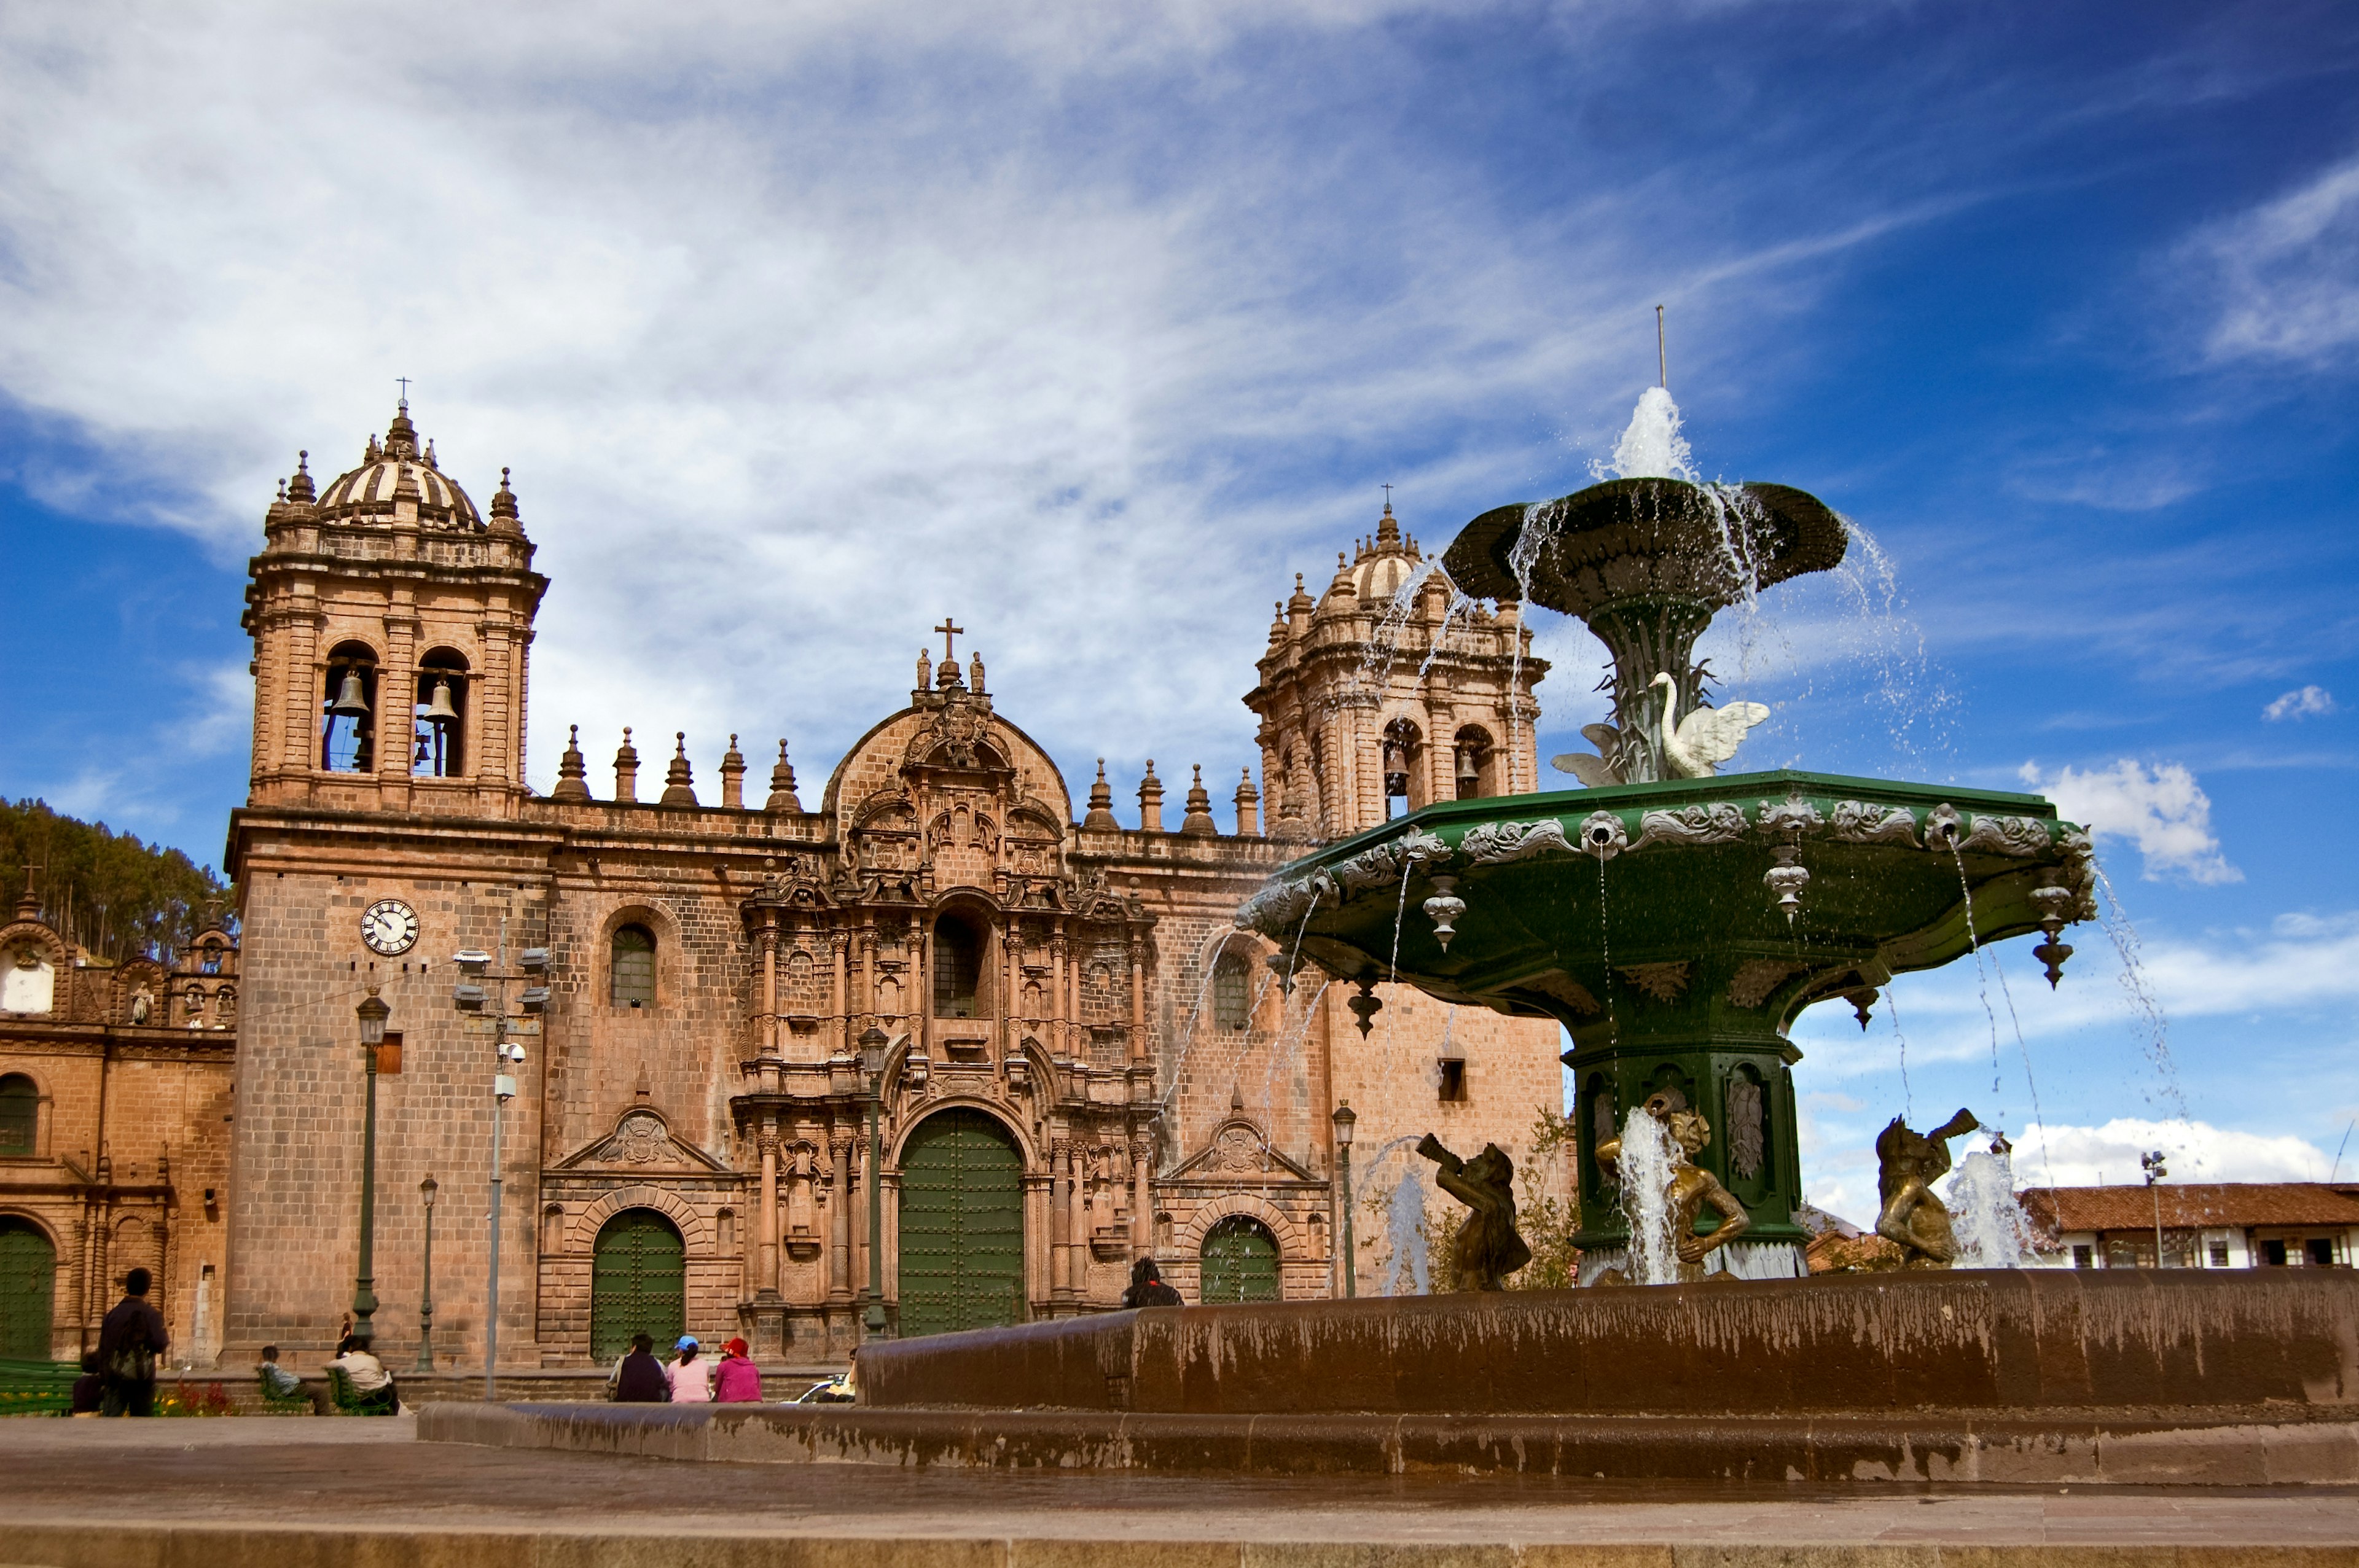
[1595,1090,1751,1284]
[1415,1134,1533,1291]
[1874,1108,1979,1267]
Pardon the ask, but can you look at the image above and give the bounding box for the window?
[1453,727,1495,800]
[319,645,378,772]
[2208,1241,2231,1268]
[610,926,655,1007]
[412,652,469,778]
[2071,1245,2093,1270]
[2309,1238,2335,1267]
[1212,952,1250,1032]
[1437,1059,1466,1102]
[0,1074,35,1156]
[2264,1238,2288,1266]
[1382,719,1421,819]
[933,916,980,1018]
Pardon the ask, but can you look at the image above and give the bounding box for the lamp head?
[858,1025,889,1079]
[356,987,391,1047]
[420,1173,438,1207]
[1331,1101,1356,1148]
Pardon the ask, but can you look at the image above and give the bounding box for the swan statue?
[1551,723,1630,787]
[1649,671,1769,779]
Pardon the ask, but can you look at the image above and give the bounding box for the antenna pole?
[1656,305,1667,391]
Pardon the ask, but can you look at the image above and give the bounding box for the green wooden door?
[1199,1216,1280,1303]
[589,1210,684,1362]
[0,1219,56,1360]
[898,1109,1025,1337]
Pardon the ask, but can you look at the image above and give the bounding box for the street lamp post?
[351,989,391,1349]
[415,1174,439,1373]
[2143,1150,2169,1268]
[858,1026,891,1340]
[455,928,546,1401]
[1331,1102,1356,1300]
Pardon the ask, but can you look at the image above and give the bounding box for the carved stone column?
[829,1133,854,1303]
[1131,1134,1152,1260]
[1128,935,1148,1064]
[1065,1142,1087,1304]
[1049,1137,1071,1301]
[756,1118,780,1299]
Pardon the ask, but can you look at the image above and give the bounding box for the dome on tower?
[312,401,485,531]
[1333,502,1444,607]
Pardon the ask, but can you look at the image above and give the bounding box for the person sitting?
[69,1352,103,1416]
[666,1336,712,1403]
[257,1345,304,1401]
[806,1345,859,1403]
[612,1333,670,1403]
[324,1336,400,1414]
[713,1337,762,1403]
[1121,1257,1184,1308]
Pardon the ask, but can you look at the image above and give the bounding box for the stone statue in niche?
[1415,1134,1532,1291]
[1874,1109,1979,1267]
[128,986,153,1025]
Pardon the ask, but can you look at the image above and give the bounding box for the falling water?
[2088,856,2191,1124]
[1944,844,2008,1117]
[1947,1143,2036,1269]
[1615,1107,1681,1285]
[1884,984,1915,1121]
[1354,1134,1432,1295]
[1503,502,1554,791]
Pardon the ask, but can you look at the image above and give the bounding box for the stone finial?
[969,650,985,695]
[916,648,932,691]
[423,439,439,470]
[1180,765,1216,837]
[385,400,418,459]
[937,653,963,688]
[1082,759,1117,831]
[15,868,37,923]
[490,466,520,527]
[614,727,640,803]
[1234,767,1262,837]
[1138,760,1165,833]
[286,451,315,504]
[551,724,592,801]
[660,732,699,807]
[1327,550,1356,604]
[1230,1082,1245,1114]
[719,734,747,809]
[765,739,802,814]
[1288,571,1315,622]
[1375,499,1401,552]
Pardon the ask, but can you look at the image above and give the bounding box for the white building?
[2020,1184,2359,1271]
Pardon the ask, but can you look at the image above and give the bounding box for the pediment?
[555,1108,730,1173]
[1168,1117,1316,1183]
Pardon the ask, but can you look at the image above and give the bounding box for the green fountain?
[1236,460,2097,1278]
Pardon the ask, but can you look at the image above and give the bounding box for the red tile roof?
[2020,1183,2359,1235]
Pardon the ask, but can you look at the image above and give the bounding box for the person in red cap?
[713,1336,763,1403]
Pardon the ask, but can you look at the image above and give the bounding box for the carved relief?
[1461,818,1576,865]
[1726,959,1803,1009]
[1727,1074,1767,1180]
[1519,972,1601,1017]
[1831,801,1920,847]
[1618,962,1691,1003]
[1629,803,1748,853]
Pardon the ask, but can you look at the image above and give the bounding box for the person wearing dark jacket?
[612,1334,670,1402]
[1121,1258,1184,1308]
[95,1267,168,1417]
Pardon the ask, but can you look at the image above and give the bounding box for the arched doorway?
[1199,1216,1280,1303]
[589,1209,684,1362]
[898,1109,1024,1337]
[0,1217,56,1359]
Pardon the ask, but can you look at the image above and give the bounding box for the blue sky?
[4,1,2355,1220]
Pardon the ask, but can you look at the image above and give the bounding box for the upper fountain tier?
[1444,478,1847,779]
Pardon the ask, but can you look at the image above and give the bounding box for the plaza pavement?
[0,1415,2355,1566]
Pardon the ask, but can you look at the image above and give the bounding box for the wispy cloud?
[2018,758,2239,883]
[2264,684,2338,721]
[2187,150,2359,369]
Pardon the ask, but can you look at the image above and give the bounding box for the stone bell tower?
[241,400,547,816]
[1245,501,1546,842]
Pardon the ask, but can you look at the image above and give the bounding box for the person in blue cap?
[666,1334,712,1403]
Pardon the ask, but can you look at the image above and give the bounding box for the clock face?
[361,899,420,956]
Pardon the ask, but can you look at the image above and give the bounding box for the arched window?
[1200,1215,1280,1303]
[412,650,469,778]
[0,1074,37,1156]
[319,643,378,773]
[1453,726,1496,800]
[1383,718,1422,818]
[1212,951,1250,1032]
[610,925,655,1007]
[933,916,981,1019]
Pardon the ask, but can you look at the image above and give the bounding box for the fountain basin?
[1237,770,2091,1257]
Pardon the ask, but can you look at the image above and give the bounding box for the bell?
[328,669,371,718]
[420,677,461,727]
[1455,747,1479,786]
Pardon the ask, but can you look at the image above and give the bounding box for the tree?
[0,800,232,964]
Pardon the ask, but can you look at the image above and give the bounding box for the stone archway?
[0,1215,57,1359]
[1199,1214,1281,1304]
[589,1209,684,1362]
[896,1108,1024,1338]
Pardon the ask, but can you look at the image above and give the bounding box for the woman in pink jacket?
[713,1336,762,1403]
[665,1336,713,1403]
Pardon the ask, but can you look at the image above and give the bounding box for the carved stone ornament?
[1235,876,1318,939]
[1210,1125,1269,1174]
[1628,802,1748,853]
[1577,810,1629,862]
[1618,961,1691,1003]
[1726,958,1803,1009]
[1755,794,1825,839]
[1831,801,1920,847]
[1727,1075,1767,1180]
[613,1112,668,1165]
[1520,972,1602,1017]
[1461,818,1576,865]
[1954,815,2053,857]
[1332,828,1451,900]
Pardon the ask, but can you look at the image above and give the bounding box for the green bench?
[256,1369,316,1414]
[325,1365,399,1416]
[0,1357,80,1416]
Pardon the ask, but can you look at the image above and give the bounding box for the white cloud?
[2011,1117,2334,1188]
[2189,152,2359,368]
[2017,758,2239,884]
[2264,684,2337,722]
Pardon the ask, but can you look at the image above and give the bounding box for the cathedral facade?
[5,398,1565,1369]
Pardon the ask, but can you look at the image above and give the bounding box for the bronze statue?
[1595,1090,1751,1283]
[1415,1134,1532,1291]
[1874,1108,1979,1267]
